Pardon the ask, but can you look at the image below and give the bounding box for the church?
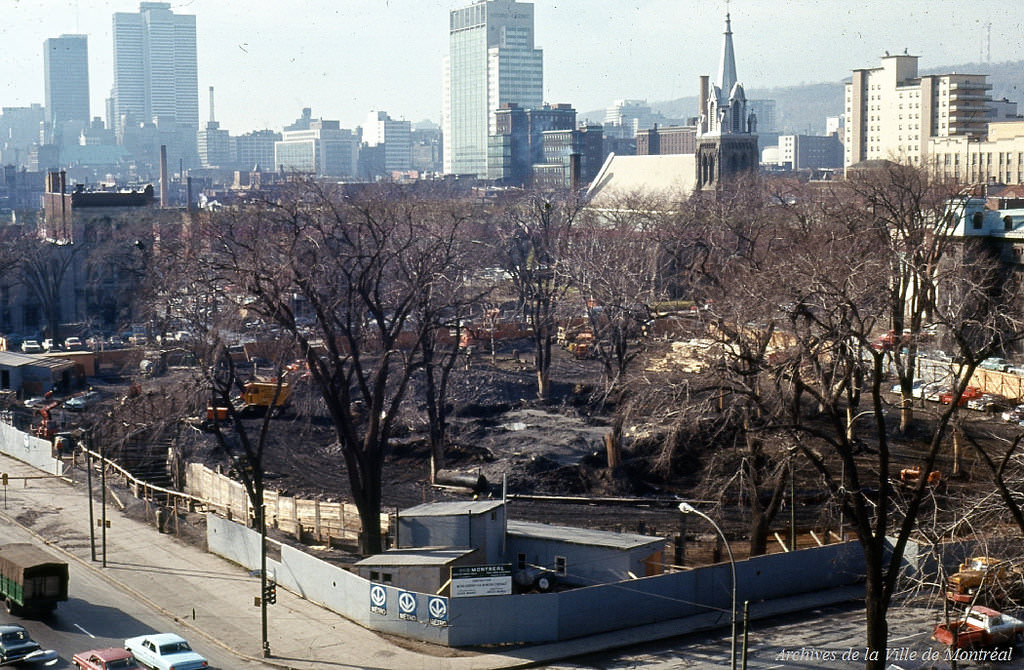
[587,12,759,201]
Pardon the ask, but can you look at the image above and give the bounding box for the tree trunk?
[899,396,913,433]
[748,512,770,557]
[351,456,383,555]
[864,561,889,670]
[536,369,550,400]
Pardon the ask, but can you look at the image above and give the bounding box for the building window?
[370,570,380,581]
[517,553,527,570]
[555,556,567,576]
[1005,216,1014,232]
[383,573,392,583]
[973,212,984,230]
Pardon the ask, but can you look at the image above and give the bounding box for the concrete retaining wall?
[0,421,62,475]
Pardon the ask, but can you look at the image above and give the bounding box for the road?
[0,515,270,670]
[540,602,1024,669]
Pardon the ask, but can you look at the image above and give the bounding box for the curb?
[0,484,305,670]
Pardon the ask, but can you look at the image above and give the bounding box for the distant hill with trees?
[584,60,1024,137]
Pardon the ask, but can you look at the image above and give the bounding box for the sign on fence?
[450,564,512,597]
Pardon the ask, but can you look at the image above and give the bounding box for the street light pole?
[680,501,736,670]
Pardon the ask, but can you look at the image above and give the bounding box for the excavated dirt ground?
[58,337,1020,570]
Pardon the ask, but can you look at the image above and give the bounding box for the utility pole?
[260,499,270,658]
[100,429,107,568]
[87,430,95,562]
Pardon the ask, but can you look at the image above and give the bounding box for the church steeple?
[716,12,737,96]
[696,6,758,192]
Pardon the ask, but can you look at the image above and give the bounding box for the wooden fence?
[70,449,383,547]
[918,358,1024,402]
[185,463,384,546]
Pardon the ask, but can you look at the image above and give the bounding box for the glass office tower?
[443,0,543,177]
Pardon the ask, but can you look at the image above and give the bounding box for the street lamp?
[679,501,737,670]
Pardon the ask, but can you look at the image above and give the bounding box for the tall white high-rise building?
[443,0,543,177]
[844,53,990,169]
[43,35,90,130]
[112,2,198,142]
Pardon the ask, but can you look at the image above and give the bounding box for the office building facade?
[488,103,575,186]
[443,0,543,177]
[235,130,280,171]
[112,2,199,167]
[275,120,358,178]
[44,35,90,132]
[363,111,412,174]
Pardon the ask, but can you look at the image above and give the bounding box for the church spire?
[716,11,737,96]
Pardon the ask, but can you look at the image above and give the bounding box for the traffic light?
[2,473,7,486]
[263,580,277,605]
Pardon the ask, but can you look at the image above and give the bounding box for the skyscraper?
[112,1,198,167]
[443,0,543,177]
[43,34,90,130]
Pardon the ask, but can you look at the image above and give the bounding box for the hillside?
[587,60,1024,136]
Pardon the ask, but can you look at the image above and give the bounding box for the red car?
[939,386,983,405]
[72,648,142,670]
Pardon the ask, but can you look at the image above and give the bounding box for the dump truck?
[0,543,69,616]
[947,556,1024,605]
[933,605,1024,649]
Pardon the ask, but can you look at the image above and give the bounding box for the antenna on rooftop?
[986,22,992,63]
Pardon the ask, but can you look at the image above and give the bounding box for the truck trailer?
[0,543,69,616]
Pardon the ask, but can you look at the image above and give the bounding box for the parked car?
[20,339,43,353]
[123,634,207,670]
[939,386,983,405]
[65,391,102,412]
[64,337,85,351]
[979,357,1010,372]
[890,381,923,396]
[967,394,1008,413]
[0,624,57,665]
[73,647,142,670]
[1001,405,1024,423]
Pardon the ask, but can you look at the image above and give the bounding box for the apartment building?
[844,53,990,168]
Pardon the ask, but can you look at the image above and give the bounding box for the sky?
[3,0,1022,134]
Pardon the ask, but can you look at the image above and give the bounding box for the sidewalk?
[0,451,861,670]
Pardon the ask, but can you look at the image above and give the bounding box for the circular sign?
[369,584,387,608]
[428,597,447,619]
[398,591,416,614]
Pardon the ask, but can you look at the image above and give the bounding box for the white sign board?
[450,564,512,598]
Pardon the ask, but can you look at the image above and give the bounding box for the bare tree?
[571,193,670,393]
[201,181,473,554]
[494,190,584,400]
[16,237,85,340]
[840,162,966,432]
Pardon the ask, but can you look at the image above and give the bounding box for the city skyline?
[3,0,1022,135]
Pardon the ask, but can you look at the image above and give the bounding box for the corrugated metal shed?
[0,351,75,371]
[507,520,663,550]
[0,352,40,367]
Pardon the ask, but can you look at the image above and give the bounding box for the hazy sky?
[3,0,1022,133]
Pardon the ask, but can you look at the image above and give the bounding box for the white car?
[123,634,207,670]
